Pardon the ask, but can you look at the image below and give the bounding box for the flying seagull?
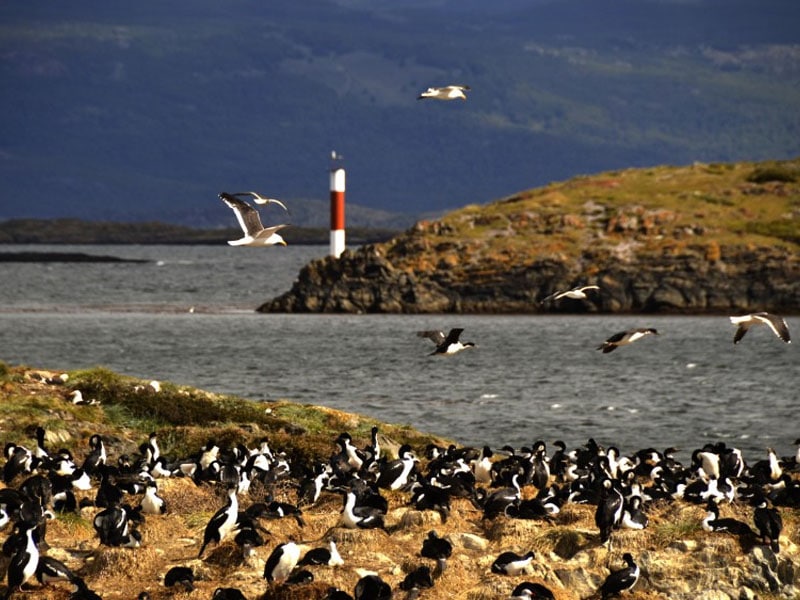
[597,328,659,353]
[230,191,289,213]
[540,285,600,304]
[219,193,288,247]
[418,85,470,101]
[729,312,791,344]
[417,328,476,355]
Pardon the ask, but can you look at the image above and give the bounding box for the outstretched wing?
[539,289,564,304]
[232,192,289,213]
[219,193,264,235]
[754,313,791,343]
[443,328,465,345]
[417,330,446,345]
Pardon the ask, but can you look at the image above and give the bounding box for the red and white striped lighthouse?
[329,157,346,258]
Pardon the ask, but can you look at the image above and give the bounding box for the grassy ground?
[381,157,800,274]
[0,363,797,600]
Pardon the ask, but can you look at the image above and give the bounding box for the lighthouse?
[329,153,346,258]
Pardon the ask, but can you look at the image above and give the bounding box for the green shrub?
[746,165,798,184]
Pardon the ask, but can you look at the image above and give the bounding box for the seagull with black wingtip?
[219,192,288,247]
[539,285,600,305]
[597,327,659,353]
[729,312,791,344]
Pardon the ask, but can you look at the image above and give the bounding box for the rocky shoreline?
[258,243,799,314]
[259,159,800,315]
[0,364,798,600]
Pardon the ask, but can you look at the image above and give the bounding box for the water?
[1,244,797,464]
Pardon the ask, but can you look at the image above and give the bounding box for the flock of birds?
[217,187,793,353]
[2,395,799,600]
[413,288,791,357]
[4,78,782,597]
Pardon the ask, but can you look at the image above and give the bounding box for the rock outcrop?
[259,159,800,314]
[260,242,799,314]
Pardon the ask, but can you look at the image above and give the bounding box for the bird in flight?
[597,328,659,353]
[417,328,476,355]
[729,312,791,344]
[229,191,289,213]
[539,285,600,304]
[219,193,288,247]
[418,85,470,101]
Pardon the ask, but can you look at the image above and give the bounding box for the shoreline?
[0,363,798,599]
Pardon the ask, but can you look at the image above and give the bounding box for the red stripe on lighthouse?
[330,190,345,230]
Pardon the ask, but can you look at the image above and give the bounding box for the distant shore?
[0,218,400,245]
[0,251,150,263]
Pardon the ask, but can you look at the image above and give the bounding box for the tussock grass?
[2,363,798,600]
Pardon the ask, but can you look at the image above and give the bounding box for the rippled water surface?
[1,244,797,463]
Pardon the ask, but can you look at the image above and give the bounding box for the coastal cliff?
[260,159,800,314]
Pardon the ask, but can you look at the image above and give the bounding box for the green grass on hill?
[382,157,800,273]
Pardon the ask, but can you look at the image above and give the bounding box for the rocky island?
[260,158,799,314]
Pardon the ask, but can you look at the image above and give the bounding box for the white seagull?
[418,85,470,101]
[230,191,289,213]
[540,285,600,304]
[729,312,791,344]
[219,193,288,247]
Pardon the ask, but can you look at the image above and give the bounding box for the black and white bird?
[264,541,301,584]
[753,496,782,552]
[598,553,639,599]
[376,444,419,491]
[418,85,470,101]
[340,489,385,530]
[164,566,195,592]
[399,565,434,598]
[597,328,659,353]
[35,556,80,587]
[5,520,40,600]
[354,574,392,600]
[539,285,600,304]
[620,496,649,530]
[595,478,624,544]
[509,581,556,600]
[219,193,288,247]
[417,328,476,356]
[139,480,167,515]
[491,550,536,575]
[420,530,452,577]
[298,539,344,567]
[92,503,141,548]
[701,500,753,537]
[67,390,99,406]
[730,312,791,344]
[229,191,289,212]
[3,443,33,484]
[81,434,107,478]
[198,486,239,558]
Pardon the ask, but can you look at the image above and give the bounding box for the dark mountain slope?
[0,0,798,226]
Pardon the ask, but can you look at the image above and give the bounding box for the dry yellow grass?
[0,365,798,600]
